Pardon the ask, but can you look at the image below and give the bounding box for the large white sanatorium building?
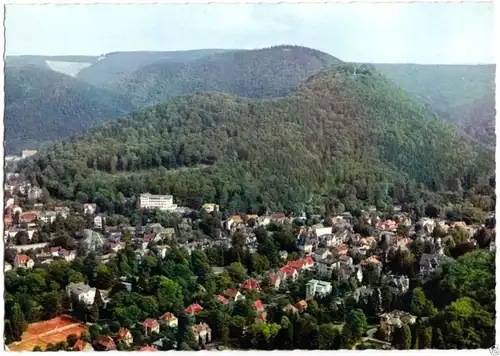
[138,193,178,211]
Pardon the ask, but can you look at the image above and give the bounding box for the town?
[4,170,496,351]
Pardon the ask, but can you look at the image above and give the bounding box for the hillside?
[106,45,342,107]
[22,64,494,214]
[373,64,496,146]
[6,55,99,69]
[76,49,233,86]
[5,66,135,153]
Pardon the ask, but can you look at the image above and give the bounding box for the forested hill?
[76,49,233,86]
[372,64,496,146]
[22,64,494,214]
[5,66,135,153]
[105,45,342,107]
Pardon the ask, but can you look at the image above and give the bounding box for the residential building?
[94,335,116,351]
[51,247,77,262]
[306,279,333,298]
[22,149,38,158]
[314,248,332,261]
[54,206,70,218]
[137,193,177,212]
[94,215,104,230]
[14,254,34,269]
[192,323,212,345]
[202,203,219,213]
[83,203,97,215]
[27,186,43,201]
[185,303,203,316]
[268,272,282,289]
[66,282,99,305]
[295,300,308,312]
[419,253,441,276]
[139,346,157,352]
[224,289,245,303]
[73,340,95,352]
[216,295,230,305]
[226,215,244,231]
[5,262,13,272]
[160,313,178,328]
[116,328,133,346]
[39,211,57,224]
[379,311,417,341]
[241,279,261,293]
[313,225,332,238]
[143,319,160,336]
[383,274,410,295]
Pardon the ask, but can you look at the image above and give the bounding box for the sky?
[5,2,496,64]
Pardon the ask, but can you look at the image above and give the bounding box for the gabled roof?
[224,288,238,298]
[16,254,31,264]
[185,303,203,314]
[241,279,260,291]
[142,319,160,328]
[216,295,229,304]
[117,328,131,339]
[160,312,177,321]
[139,346,157,351]
[254,299,265,312]
[96,335,116,349]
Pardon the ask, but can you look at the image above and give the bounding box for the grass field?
[8,316,88,351]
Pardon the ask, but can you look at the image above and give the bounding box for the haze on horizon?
[6,2,495,65]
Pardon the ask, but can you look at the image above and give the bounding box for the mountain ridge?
[22,64,493,214]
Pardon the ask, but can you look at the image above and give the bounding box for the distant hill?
[372,64,496,146]
[76,49,234,85]
[23,64,493,214]
[5,66,134,153]
[6,55,99,68]
[105,45,342,107]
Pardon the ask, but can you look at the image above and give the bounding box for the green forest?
[106,45,340,108]
[20,64,494,216]
[5,66,134,153]
[374,64,496,146]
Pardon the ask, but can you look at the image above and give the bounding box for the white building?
[67,282,99,305]
[39,211,57,224]
[306,279,333,298]
[94,215,104,229]
[84,203,97,215]
[313,225,332,238]
[27,187,43,201]
[137,193,177,211]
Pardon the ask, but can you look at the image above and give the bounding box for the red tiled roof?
[216,295,229,304]
[241,279,260,291]
[269,272,280,284]
[224,288,238,298]
[142,319,159,328]
[139,346,157,352]
[96,335,116,349]
[270,213,286,220]
[254,299,265,312]
[185,303,203,314]
[117,328,131,339]
[192,323,211,335]
[16,254,31,264]
[160,312,177,321]
[304,256,314,265]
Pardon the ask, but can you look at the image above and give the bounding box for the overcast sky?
[5,3,495,64]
